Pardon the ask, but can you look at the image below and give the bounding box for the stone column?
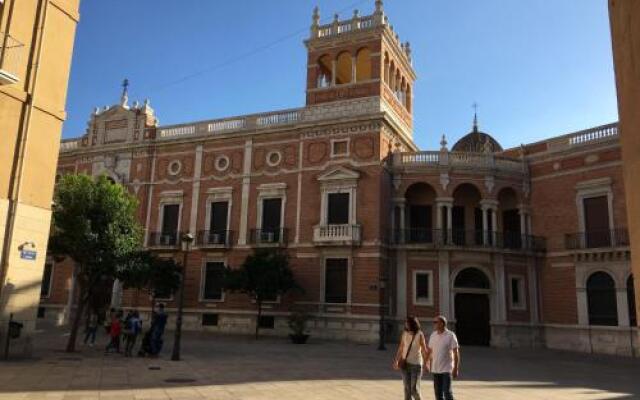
[480,200,499,246]
[618,287,631,327]
[494,254,507,323]
[351,55,357,82]
[331,60,337,86]
[396,250,408,320]
[398,200,406,243]
[446,205,453,244]
[189,145,203,235]
[527,258,539,323]
[238,139,252,245]
[482,206,489,246]
[518,206,528,249]
[438,251,451,318]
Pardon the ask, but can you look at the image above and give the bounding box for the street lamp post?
[171,232,194,361]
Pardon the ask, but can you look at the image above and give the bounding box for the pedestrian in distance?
[124,310,142,357]
[83,311,98,346]
[393,316,430,400]
[425,315,460,400]
[105,310,122,353]
[149,303,167,356]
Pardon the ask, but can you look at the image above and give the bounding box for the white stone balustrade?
[313,224,362,245]
[208,119,246,133]
[59,140,79,152]
[394,151,524,174]
[547,123,618,150]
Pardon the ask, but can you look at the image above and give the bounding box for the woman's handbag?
[398,333,416,370]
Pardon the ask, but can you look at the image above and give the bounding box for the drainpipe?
[0,0,50,301]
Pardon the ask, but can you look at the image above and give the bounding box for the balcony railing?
[0,32,24,85]
[313,224,362,246]
[249,228,288,246]
[197,230,233,248]
[148,231,181,248]
[390,229,546,252]
[394,151,525,174]
[565,228,629,250]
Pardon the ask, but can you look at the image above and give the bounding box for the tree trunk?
[255,299,262,340]
[65,281,87,353]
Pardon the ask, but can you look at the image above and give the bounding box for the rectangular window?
[202,313,219,326]
[414,271,432,305]
[209,201,229,233]
[161,204,180,244]
[583,196,610,248]
[409,205,432,243]
[327,193,350,225]
[258,315,275,329]
[331,140,349,157]
[325,258,348,304]
[262,198,282,230]
[510,277,525,309]
[37,307,46,319]
[40,262,53,298]
[202,262,225,301]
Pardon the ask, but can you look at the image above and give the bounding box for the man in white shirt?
[426,315,460,400]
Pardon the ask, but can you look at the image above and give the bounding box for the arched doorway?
[453,267,491,346]
[586,271,618,326]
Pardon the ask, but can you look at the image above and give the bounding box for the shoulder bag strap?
[404,333,416,360]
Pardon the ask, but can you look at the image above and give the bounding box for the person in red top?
[105,310,122,353]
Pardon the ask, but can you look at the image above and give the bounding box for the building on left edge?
[0,0,81,356]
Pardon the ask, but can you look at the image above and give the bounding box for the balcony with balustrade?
[389,228,546,253]
[0,32,24,85]
[249,228,289,247]
[392,150,526,177]
[147,232,181,249]
[313,224,362,246]
[197,230,233,249]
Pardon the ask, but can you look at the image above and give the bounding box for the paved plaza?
[0,325,638,400]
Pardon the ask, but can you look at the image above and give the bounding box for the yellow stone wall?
[0,0,80,356]
[609,0,640,327]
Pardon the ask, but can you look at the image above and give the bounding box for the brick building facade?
[40,3,638,356]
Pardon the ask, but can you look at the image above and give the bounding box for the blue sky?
[62,0,618,150]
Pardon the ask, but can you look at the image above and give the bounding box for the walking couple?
[393,316,460,400]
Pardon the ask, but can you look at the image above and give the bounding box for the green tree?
[117,251,181,312]
[224,249,300,339]
[49,174,142,352]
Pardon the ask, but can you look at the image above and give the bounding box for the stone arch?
[451,266,493,346]
[404,183,438,243]
[317,54,333,88]
[586,271,618,326]
[335,51,353,85]
[453,266,492,290]
[452,183,483,245]
[355,47,372,82]
[384,52,390,84]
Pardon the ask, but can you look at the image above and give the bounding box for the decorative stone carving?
[440,173,450,191]
[485,175,495,194]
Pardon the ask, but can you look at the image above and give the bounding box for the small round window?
[266,151,282,167]
[168,160,182,176]
[215,155,230,172]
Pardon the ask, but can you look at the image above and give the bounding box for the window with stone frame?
[509,276,525,310]
[202,262,225,301]
[208,201,229,244]
[325,258,348,304]
[413,271,433,305]
[331,139,349,157]
[583,196,611,248]
[160,203,180,244]
[327,192,350,225]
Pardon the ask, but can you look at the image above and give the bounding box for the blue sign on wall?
[20,250,37,261]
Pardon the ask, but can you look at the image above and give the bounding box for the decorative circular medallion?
[215,155,230,172]
[266,151,282,167]
[168,160,182,176]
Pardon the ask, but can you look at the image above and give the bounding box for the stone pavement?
[0,325,638,400]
